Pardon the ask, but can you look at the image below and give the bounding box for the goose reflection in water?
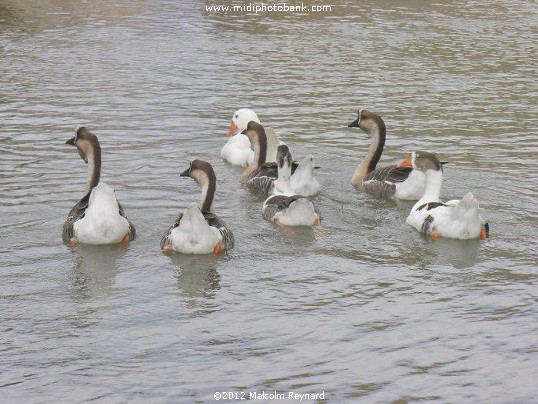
[68,244,127,300]
[169,253,222,303]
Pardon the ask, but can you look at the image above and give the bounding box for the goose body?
[163,203,224,254]
[348,109,426,200]
[404,151,484,240]
[161,160,234,254]
[262,145,321,226]
[62,126,135,246]
[221,133,255,167]
[222,108,283,167]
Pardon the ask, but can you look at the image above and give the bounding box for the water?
[1,1,537,402]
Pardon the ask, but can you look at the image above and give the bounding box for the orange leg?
[432,230,441,240]
[69,237,78,246]
[480,228,487,240]
[274,219,285,227]
[314,218,321,226]
[121,234,130,244]
[213,243,223,255]
[162,245,172,254]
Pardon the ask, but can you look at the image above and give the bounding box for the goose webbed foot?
[213,243,223,255]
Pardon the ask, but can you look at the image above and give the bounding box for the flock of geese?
[62,108,489,254]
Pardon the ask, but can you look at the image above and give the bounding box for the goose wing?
[246,162,278,194]
[362,165,413,198]
[118,201,136,241]
[262,195,301,221]
[203,211,234,250]
[160,213,183,249]
[62,192,90,244]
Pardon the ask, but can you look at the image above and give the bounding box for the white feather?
[272,198,320,226]
[168,203,222,254]
[73,182,130,244]
[290,154,321,196]
[221,134,255,167]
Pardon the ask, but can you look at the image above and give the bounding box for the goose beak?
[66,137,76,145]
[180,168,190,177]
[348,118,359,128]
[227,121,239,136]
[398,155,413,168]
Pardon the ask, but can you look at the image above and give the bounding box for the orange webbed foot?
[69,237,78,246]
[314,219,321,226]
[162,245,172,254]
[213,243,223,255]
[431,230,441,240]
[121,234,130,244]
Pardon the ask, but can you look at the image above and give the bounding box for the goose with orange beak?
[405,151,488,240]
[348,109,429,200]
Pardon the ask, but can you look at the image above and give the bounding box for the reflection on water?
[68,244,127,299]
[169,253,221,300]
[0,0,536,402]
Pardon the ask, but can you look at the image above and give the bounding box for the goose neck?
[84,145,101,194]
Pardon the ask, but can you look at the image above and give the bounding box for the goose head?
[399,151,443,172]
[348,109,386,136]
[180,159,216,187]
[399,151,448,171]
[228,108,260,136]
[66,125,100,163]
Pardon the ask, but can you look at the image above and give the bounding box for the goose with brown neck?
[262,145,321,226]
[62,126,135,246]
[348,109,427,200]
[242,121,321,196]
[161,160,234,254]
[241,121,278,195]
[405,151,488,240]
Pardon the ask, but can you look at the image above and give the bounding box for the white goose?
[222,108,282,167]
[262,145,321,227]
[348,109,427,200]
[161,160,234,254]
[63,126,135,246]
[404,151,488,240]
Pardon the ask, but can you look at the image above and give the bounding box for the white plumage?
[167,203,223,254]
[73,183,131,245]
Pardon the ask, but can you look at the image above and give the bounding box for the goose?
[242,121,321,196]
[222,108,282,167]
[62,126,135,246]
[404,151,488,240]
[262,145,321,226]
[348,109,427,200]
[161,160,234,254]
[241,120,279,194]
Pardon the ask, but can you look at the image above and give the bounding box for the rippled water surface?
[1,1,537,402]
